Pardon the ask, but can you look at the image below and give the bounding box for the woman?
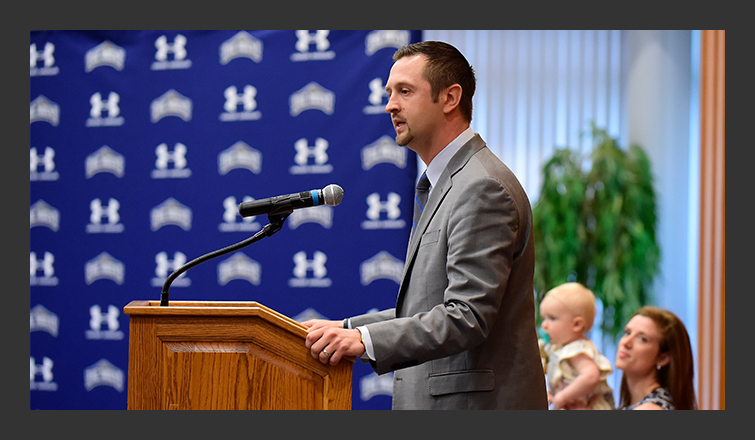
[615,306,697,410]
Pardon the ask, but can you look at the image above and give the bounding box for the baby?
[539,282,615,410]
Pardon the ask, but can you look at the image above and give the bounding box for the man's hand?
[303,319,365,365]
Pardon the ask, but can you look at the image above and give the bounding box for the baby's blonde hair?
[542,282,597,333]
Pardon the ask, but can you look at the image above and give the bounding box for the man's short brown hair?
[393,41,476,122]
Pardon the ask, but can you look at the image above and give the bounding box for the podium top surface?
[124,300,307,335]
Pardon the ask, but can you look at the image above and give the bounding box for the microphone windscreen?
[322,184,343,206]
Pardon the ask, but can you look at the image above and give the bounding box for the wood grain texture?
[697,29,725,411]
[124,300,352,410]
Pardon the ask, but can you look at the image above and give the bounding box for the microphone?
[238,184,344,217]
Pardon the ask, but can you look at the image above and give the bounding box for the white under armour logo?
[30,42,55,68]
[155,251,187,278]
[30,147,55,173]
[224,85,257,113]
[30,251,55,278]
[30,356,54,383]
[366,192,402,220]
[155,34,187,61]
[90,198,120,225]
[89,305,120,331]
[155,143,188,170]
[90,92,120,118]
[368,77,388,106]
[295,30,330,52]
[222,195,255,223]
[294,137,329,166]
[293,250,328,279]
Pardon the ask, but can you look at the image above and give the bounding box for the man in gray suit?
[304,41,548,410]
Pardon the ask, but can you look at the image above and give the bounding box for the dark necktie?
[412,172,431,236]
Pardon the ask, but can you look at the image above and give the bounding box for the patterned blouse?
[621,387,675,410]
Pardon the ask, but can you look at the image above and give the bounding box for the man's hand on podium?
[303,319,365,365]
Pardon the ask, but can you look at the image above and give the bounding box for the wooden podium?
[123,300,353,410]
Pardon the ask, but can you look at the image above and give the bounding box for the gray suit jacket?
[350,135,548,409]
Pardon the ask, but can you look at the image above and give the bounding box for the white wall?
[621,29,698,350]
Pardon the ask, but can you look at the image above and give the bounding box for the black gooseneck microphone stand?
[160,206,292,306]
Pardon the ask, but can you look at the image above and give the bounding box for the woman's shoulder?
[622,388,675,410]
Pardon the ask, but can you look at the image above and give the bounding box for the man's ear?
[441,84,462,114]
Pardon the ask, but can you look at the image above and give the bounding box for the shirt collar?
[424,127,474,189]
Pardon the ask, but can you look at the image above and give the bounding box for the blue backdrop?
[30,30,421,410]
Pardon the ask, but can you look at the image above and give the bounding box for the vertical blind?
[423,30,627,401]
[422,30,623,202]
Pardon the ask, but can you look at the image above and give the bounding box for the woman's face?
[615,314,666,375]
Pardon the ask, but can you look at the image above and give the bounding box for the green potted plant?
[533,123,660,343]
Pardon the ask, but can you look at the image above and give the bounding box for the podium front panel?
[125,301,351,410]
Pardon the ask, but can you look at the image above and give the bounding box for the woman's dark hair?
[619,306,698,409]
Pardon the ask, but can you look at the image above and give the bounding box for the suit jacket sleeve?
[354,170,525,374]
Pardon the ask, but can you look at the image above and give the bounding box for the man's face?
[384,54,440,150]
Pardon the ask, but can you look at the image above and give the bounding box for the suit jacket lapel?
[396,134,487,309]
